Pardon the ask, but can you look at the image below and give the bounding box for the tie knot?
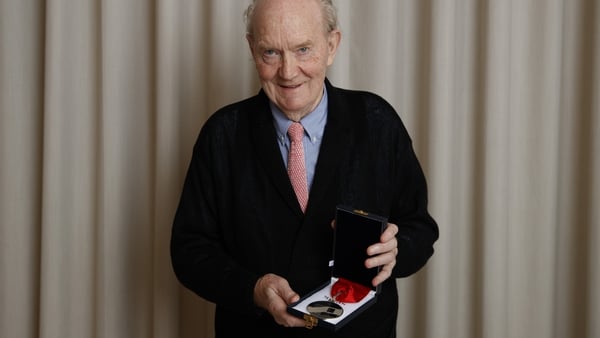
[287,122,304,142]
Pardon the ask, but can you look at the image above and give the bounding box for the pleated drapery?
[1,1,598,337]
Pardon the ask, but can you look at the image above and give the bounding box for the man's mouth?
[279,83,302,89]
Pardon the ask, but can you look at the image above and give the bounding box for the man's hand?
[253,273,306,327]
[366,223,398,286]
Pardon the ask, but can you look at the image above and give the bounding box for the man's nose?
[278,54,298,79]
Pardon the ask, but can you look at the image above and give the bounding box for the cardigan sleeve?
[390,137,439,278]
[384,104,438,278]
[170,113,262,316]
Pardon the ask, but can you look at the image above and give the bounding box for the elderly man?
[170,0,438,337]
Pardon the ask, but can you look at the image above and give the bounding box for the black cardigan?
[171,79,438,337]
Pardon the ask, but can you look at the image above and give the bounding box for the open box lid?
[331,205,387,293]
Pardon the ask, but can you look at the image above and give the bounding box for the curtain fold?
[1,1,598,337]
[1,1,45,338]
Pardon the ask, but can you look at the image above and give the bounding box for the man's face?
[247,0,341,120]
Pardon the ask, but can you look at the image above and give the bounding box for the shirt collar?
[271,87,328,144]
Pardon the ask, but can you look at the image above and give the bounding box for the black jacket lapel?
[249,91,305,216]
[308,80,355,210]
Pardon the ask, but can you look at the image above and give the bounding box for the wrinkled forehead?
[250,0,327,38]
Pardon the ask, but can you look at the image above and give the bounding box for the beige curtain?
[1,0,598,337]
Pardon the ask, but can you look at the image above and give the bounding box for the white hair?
[244,0,339,36]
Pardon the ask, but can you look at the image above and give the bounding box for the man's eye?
[298,47,309,54]
[261,50,280,64]
[263,49,278,57]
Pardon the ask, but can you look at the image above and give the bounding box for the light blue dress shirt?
[271,88,328,192]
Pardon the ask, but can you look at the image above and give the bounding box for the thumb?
[284,291,300,304]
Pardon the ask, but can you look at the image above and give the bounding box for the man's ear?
[326,29,341,66]
[246,34,255,55]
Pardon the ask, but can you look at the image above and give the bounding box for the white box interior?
[290,277,376,325]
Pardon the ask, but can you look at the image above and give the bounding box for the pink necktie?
[287,122,308,212]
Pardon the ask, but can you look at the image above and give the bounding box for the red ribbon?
[330,277,371,303]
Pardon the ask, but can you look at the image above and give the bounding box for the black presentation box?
[287,205,387,330]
